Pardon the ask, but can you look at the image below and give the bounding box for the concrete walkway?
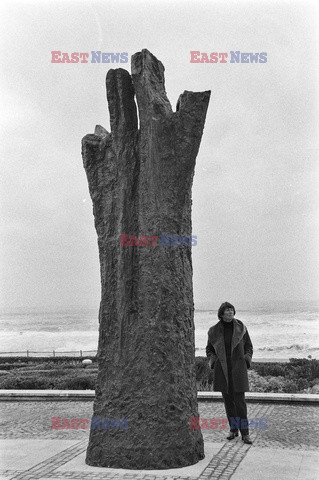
[0,399,318,480]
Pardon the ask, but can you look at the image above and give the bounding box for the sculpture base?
[85,442,205,469]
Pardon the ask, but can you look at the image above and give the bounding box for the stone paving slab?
[0,440,78,471]
[230,447,319,480]
[0,440,88,480]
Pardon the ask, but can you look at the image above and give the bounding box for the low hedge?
[196,357,319,394]
[0,357,317,392]
[0,371,97,390]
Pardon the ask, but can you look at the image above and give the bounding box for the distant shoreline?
[0,355,313,364]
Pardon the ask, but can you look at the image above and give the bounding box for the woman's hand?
[245,354,252,369]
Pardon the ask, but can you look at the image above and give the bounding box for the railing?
[0,350,97,358]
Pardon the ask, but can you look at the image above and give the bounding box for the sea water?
[0,302,318,360]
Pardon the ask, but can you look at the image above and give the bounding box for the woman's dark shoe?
[242,434,253,444]
[226,431,239,440]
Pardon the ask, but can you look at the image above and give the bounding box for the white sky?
[1,0,318,311]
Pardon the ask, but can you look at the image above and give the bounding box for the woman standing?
[206,302,253,444]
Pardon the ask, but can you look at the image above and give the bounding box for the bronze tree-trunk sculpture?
[82,49,210,469]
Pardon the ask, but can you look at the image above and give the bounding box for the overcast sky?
[1,0,318,312]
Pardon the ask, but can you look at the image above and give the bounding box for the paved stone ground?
[0,401,318,480]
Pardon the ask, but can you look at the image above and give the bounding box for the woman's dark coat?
[206,318,253,393]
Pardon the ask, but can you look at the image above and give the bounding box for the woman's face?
[222,307,235,322]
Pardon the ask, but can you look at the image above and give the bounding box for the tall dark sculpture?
[82,49,210,469]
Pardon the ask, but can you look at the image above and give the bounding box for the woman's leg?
[222,391,238,433]
[233,392,249,436]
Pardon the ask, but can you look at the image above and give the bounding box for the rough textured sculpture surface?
[82,49,210,469]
